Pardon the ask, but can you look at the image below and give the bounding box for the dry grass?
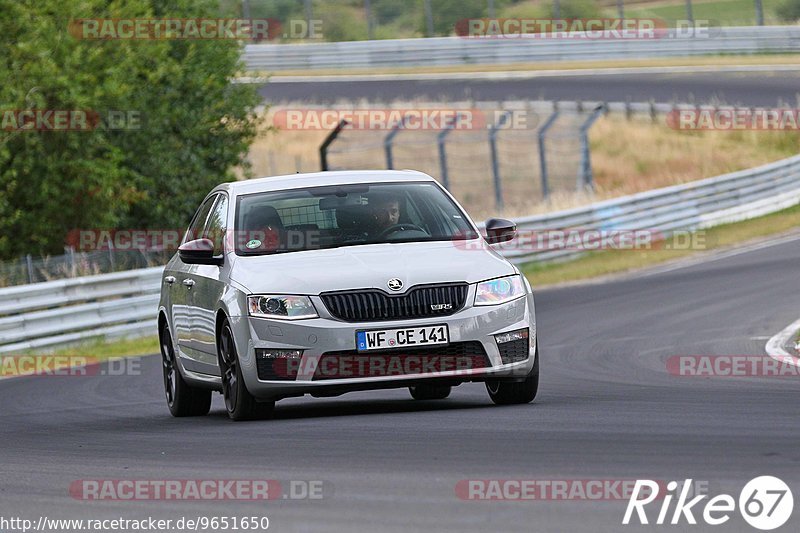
[246,108,800,219]
[590,115,800,197]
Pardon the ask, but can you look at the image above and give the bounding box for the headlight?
[248,295,318,320]
[474,275,525,306]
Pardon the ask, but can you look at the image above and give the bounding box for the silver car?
[158,170,538,420]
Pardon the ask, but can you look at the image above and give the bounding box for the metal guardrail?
[0,267,162,353]
[1,153,799,353]
[243,26,800,71]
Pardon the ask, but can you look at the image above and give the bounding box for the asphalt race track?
[2,233,799,532]
[260,71,800,106]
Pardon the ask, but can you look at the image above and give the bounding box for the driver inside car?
[368,193,401,235]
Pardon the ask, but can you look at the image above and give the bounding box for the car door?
[187,192,230,375]
[172,194,217,364]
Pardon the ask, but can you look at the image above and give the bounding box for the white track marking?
[765,318,800,366]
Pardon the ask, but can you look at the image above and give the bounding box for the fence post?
[25,254,34,283]
[304,0,315,38]
[319,119,349,171]
[423,0,434,36]
[66,245,76,277]
[537,109,560,200]
[384,115,410,169]
[108,238,116,271]
[489,110,512,211]
[437,113,464,190]
[364,0,375,39]
[754,0,764,25]
[578,104,606,191]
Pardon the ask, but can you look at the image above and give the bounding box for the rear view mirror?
[484,218,517,244]
[319,195,367,210]
[178,238,223,265]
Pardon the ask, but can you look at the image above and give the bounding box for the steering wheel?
[378,223,426,238]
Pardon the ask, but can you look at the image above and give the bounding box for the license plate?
[356,325,450,352]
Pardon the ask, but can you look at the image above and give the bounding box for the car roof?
[213,170,437,197]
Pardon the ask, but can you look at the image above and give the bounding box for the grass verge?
[521,202,800,287]
[2,336,160,379]
[44,335,160,359]
[623,0,782,26]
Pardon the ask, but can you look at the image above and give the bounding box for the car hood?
[229,239,515,294]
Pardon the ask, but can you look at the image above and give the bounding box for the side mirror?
[484,218,517,244]
[178,238,223,266]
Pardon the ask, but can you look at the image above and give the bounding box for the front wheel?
[160,322,211,417]
[486,340,539,405]
[218,319,275,421]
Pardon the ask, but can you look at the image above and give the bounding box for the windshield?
[234,181,479,255]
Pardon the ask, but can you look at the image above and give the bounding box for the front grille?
[313,341,489,380]
[498,338,529,364]
[320,283,469,322]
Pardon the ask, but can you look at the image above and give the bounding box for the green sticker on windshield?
[246,239,261,249]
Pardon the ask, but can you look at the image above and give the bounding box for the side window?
[183,195,217,244]
[204,194,229,256]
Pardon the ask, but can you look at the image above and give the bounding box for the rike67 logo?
[623,476,793,530]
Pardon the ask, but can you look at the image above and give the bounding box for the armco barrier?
[243,26,800,71]
[1,153,799,352]
[0,267,161,353]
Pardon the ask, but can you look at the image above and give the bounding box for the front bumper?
[228,290,536,399]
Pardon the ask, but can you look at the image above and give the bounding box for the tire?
[160,322,212,417]
[409,384,452,400]
[486,340,539,405]
[218,319,275,421]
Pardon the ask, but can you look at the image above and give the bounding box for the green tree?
[0,0,261,258]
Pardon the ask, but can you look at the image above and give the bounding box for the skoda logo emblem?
[387,278,403,291]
